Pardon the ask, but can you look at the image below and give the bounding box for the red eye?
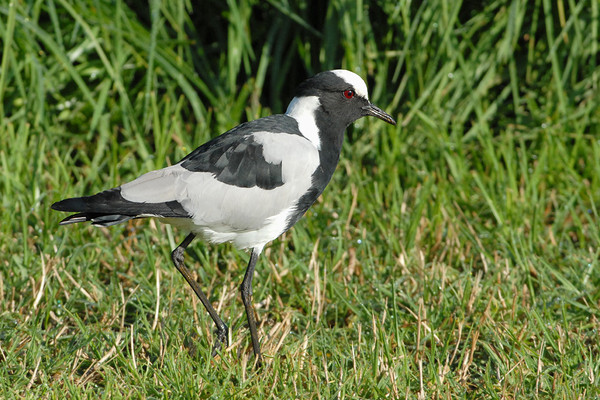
[343,90,355,99]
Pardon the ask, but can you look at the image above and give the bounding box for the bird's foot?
[211,326,229,357]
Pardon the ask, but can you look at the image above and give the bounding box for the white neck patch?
[331,70,369,100]
[285,96,321,150]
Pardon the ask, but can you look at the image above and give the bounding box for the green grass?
[1,0,599,398]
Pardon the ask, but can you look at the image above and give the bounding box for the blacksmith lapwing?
[52,69,396,365]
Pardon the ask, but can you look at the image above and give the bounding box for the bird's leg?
[240,247,262,366]
[171,233,229,357]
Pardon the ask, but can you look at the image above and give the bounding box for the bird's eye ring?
[343,90,355,99]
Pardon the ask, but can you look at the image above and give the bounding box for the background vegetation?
[1,0,599,398]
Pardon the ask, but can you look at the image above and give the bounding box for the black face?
[295,71,396,127]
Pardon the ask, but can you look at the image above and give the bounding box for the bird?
[51,69,396,365]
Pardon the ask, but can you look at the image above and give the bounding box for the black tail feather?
[52,188,189,226]
[57,212,134,227]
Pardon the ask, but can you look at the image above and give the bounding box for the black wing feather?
[179,115,302,190]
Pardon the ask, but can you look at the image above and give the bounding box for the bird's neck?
[285,95,347,159]
[287,99,345,187]
[314,113,346,178]
[285,96,322,149]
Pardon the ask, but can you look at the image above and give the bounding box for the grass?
[1,0,599,398]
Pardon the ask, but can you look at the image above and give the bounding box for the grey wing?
[180,136,285,190]
[120,131,320,232]
[178,115,308,190]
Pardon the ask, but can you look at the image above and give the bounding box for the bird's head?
[288,69,396,129]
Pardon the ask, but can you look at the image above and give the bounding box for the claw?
[211,325,229,357]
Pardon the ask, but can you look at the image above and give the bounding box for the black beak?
[362,103,396,125]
